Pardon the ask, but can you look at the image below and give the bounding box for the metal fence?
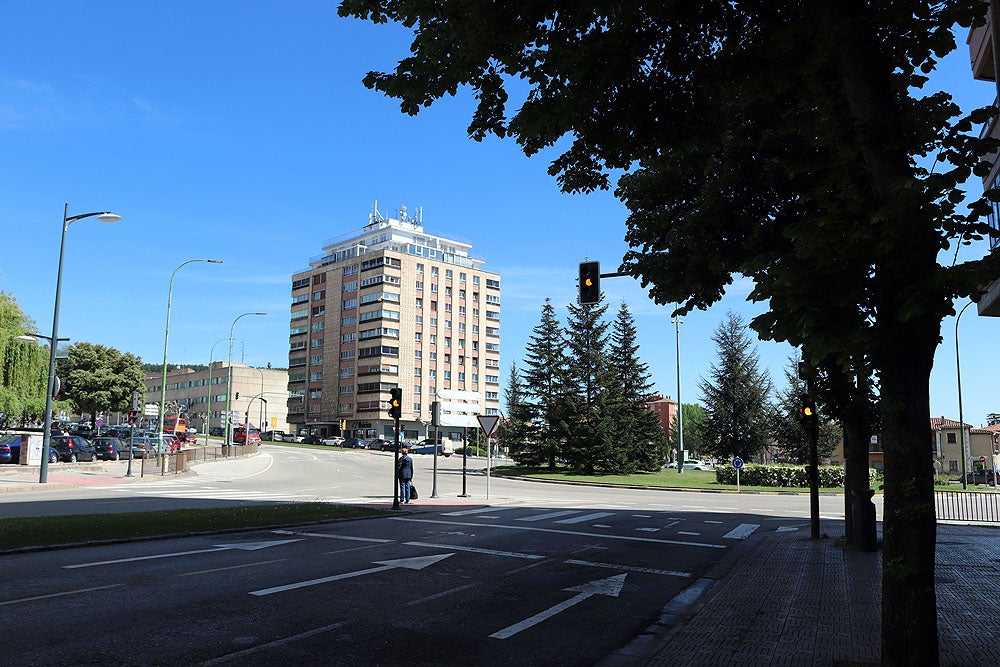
[128,443,261,478]
[935,490,1000,523]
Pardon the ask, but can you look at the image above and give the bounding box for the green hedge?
[456,446,486,457]
[714,463,880,488]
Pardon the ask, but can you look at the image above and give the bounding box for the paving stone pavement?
[604,523,1000,667]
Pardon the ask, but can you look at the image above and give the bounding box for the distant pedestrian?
[398,446,414,504]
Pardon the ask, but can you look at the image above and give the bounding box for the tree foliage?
[669,402,708,457]
[337,1,998,659]
[57,342,145,424]
[520,299,573,468]
[0,292,48,428]
[772,356,841,464]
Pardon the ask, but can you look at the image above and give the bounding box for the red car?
[233,427,261,446]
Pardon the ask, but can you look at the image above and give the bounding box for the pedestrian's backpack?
[410,484,419,500]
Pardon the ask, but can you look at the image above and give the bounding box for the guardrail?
[935,490,1000,523]
[133,443,261,477]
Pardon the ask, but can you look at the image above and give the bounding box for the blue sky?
[1,2,996,426]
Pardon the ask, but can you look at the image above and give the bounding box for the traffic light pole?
[391,414,401,510]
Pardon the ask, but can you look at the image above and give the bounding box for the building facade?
[287,204,501,441]
[145,362,291,433]
[968,13,1000,316]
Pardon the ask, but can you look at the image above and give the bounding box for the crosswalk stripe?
[723,523,761,540]
[516,510,581,522]
[440,507,516,517]
[554,512,615,524]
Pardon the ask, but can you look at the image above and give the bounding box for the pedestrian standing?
[398,446,414,504]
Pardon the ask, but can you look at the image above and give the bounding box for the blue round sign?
[733,456,744,469]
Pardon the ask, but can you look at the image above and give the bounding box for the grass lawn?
[493,465,847,494]
[0,504,384,552]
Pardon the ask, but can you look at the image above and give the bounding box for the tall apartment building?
[968,11,1000,316]
[287,204,501,441]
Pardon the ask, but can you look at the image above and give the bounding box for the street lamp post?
[256,367,266,430]
[225,312,266,453]
[158,259,223,446]
[36,204,122,483]
[672,309,684,475]
[205,337,228,439]
[956,299,974,490]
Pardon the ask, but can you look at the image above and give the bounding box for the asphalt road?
[0,446,863,665]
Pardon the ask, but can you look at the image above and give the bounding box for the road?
[0,446,867,665]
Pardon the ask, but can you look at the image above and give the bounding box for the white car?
[321,436,344,446]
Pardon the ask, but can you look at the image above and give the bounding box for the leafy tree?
[497,362,535,455]
[337,2,999,657]
[668,403,708,458]
[520,299,573,468]
[987,413,1000,427]
[772,356,840,464]
[0,292,48,428]
[697,312,774,460]
[57,342,145,425]
[608,302,664,470]
[562,295,610,472]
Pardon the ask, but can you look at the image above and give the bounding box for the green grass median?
[0,503,384,551]
[493,465,847,493]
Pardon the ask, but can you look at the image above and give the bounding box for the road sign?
[477,414,500,437]
[733,457,744,469]
[437,389,481,401]
[980,455,987,463]
[143,403,159,417]
[271,416,277,427]
[95,417,104,427]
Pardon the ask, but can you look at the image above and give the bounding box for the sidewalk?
[602,522,1000,667]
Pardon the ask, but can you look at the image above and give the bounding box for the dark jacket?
[398,453,414,481]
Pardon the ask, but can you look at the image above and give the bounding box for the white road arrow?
[249,553,455,596]
[489,573,628,639]
[63,539,303,569]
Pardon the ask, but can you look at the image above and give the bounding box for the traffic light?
[235,392,240,400]
[798,393,817,425]
[128,410,137,425]
[578,261,600,305]
[388,387,402,419]
[431,400,442,427]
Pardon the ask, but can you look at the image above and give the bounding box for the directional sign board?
[436,389,481,427]
[477,414,500,437]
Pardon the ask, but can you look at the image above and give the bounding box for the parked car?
[299,434,322,445]
[209,426,225,437]
[965,470,997,485]
[50,435,98,463]
[343,437,368,449]
[321,436,345,447]
[512,450,544,466]
[413,443,452,457]
[92,437,129,461]
[261,430,286,442]
[233,427,261,446]
[372,439,395,451]
[125,439,152,459]
[282,433,299,442]
[664,462,712,470]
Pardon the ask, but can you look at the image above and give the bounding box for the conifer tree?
[608,302,665,470]
[698,311,774,459]
[521,299,572,468]
[562,296,609,472]
[772,355,840,464]
[497,362,535,456]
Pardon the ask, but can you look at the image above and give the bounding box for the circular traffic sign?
[95,417,104,427]
[733,457,744,469]
[980,455,987,463]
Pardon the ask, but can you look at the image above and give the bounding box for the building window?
[311,338,325,348]
[947,433,956,444]
[313,290,326,301]
[343,281,357,293]
[416,263,424,274]
[416,280,424,291]
[341,315,356,327]
[313,273,326,285]
[431,267,439,277]
[310,355,323,366]
[311,321,325,332]
[343,298,357,311]
[310,371,323,382]
[341,333,355,343]
[341,350,355,360]
[415,332,422,343]
[312,306,325,316]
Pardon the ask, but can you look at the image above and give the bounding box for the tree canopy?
[338,1,1000,660]
[0,292,48,428]
[57,342,145,425]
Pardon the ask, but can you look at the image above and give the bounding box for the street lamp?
[256,367,266,431]
[225,312,266,452]
[205,337,228,439]
[158,259,223,443]
[956,299,974,490]
[35,204,122,483]
[672,309,684,475]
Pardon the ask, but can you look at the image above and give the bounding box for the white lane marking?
[405,542,544,560]
[632,514,652,518]
[635,527,660,533]
[593,524,612,528]
[64,539,302,568]
[704,520,723,524]
[723,523,761,540]
[181,559,287,577]
[678,531,701,536]
[405,583,478,607]
[490,574,627,639]
[271,529,391,543]
[198,622,347,666]
[440,507,516,517]
[249,553,454,596]
[555,512,616,524]
[516,510,581,522]
[565,559,691,578]
[390,517,725,549]
[0,584,122,606]
[776,526,800,532]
